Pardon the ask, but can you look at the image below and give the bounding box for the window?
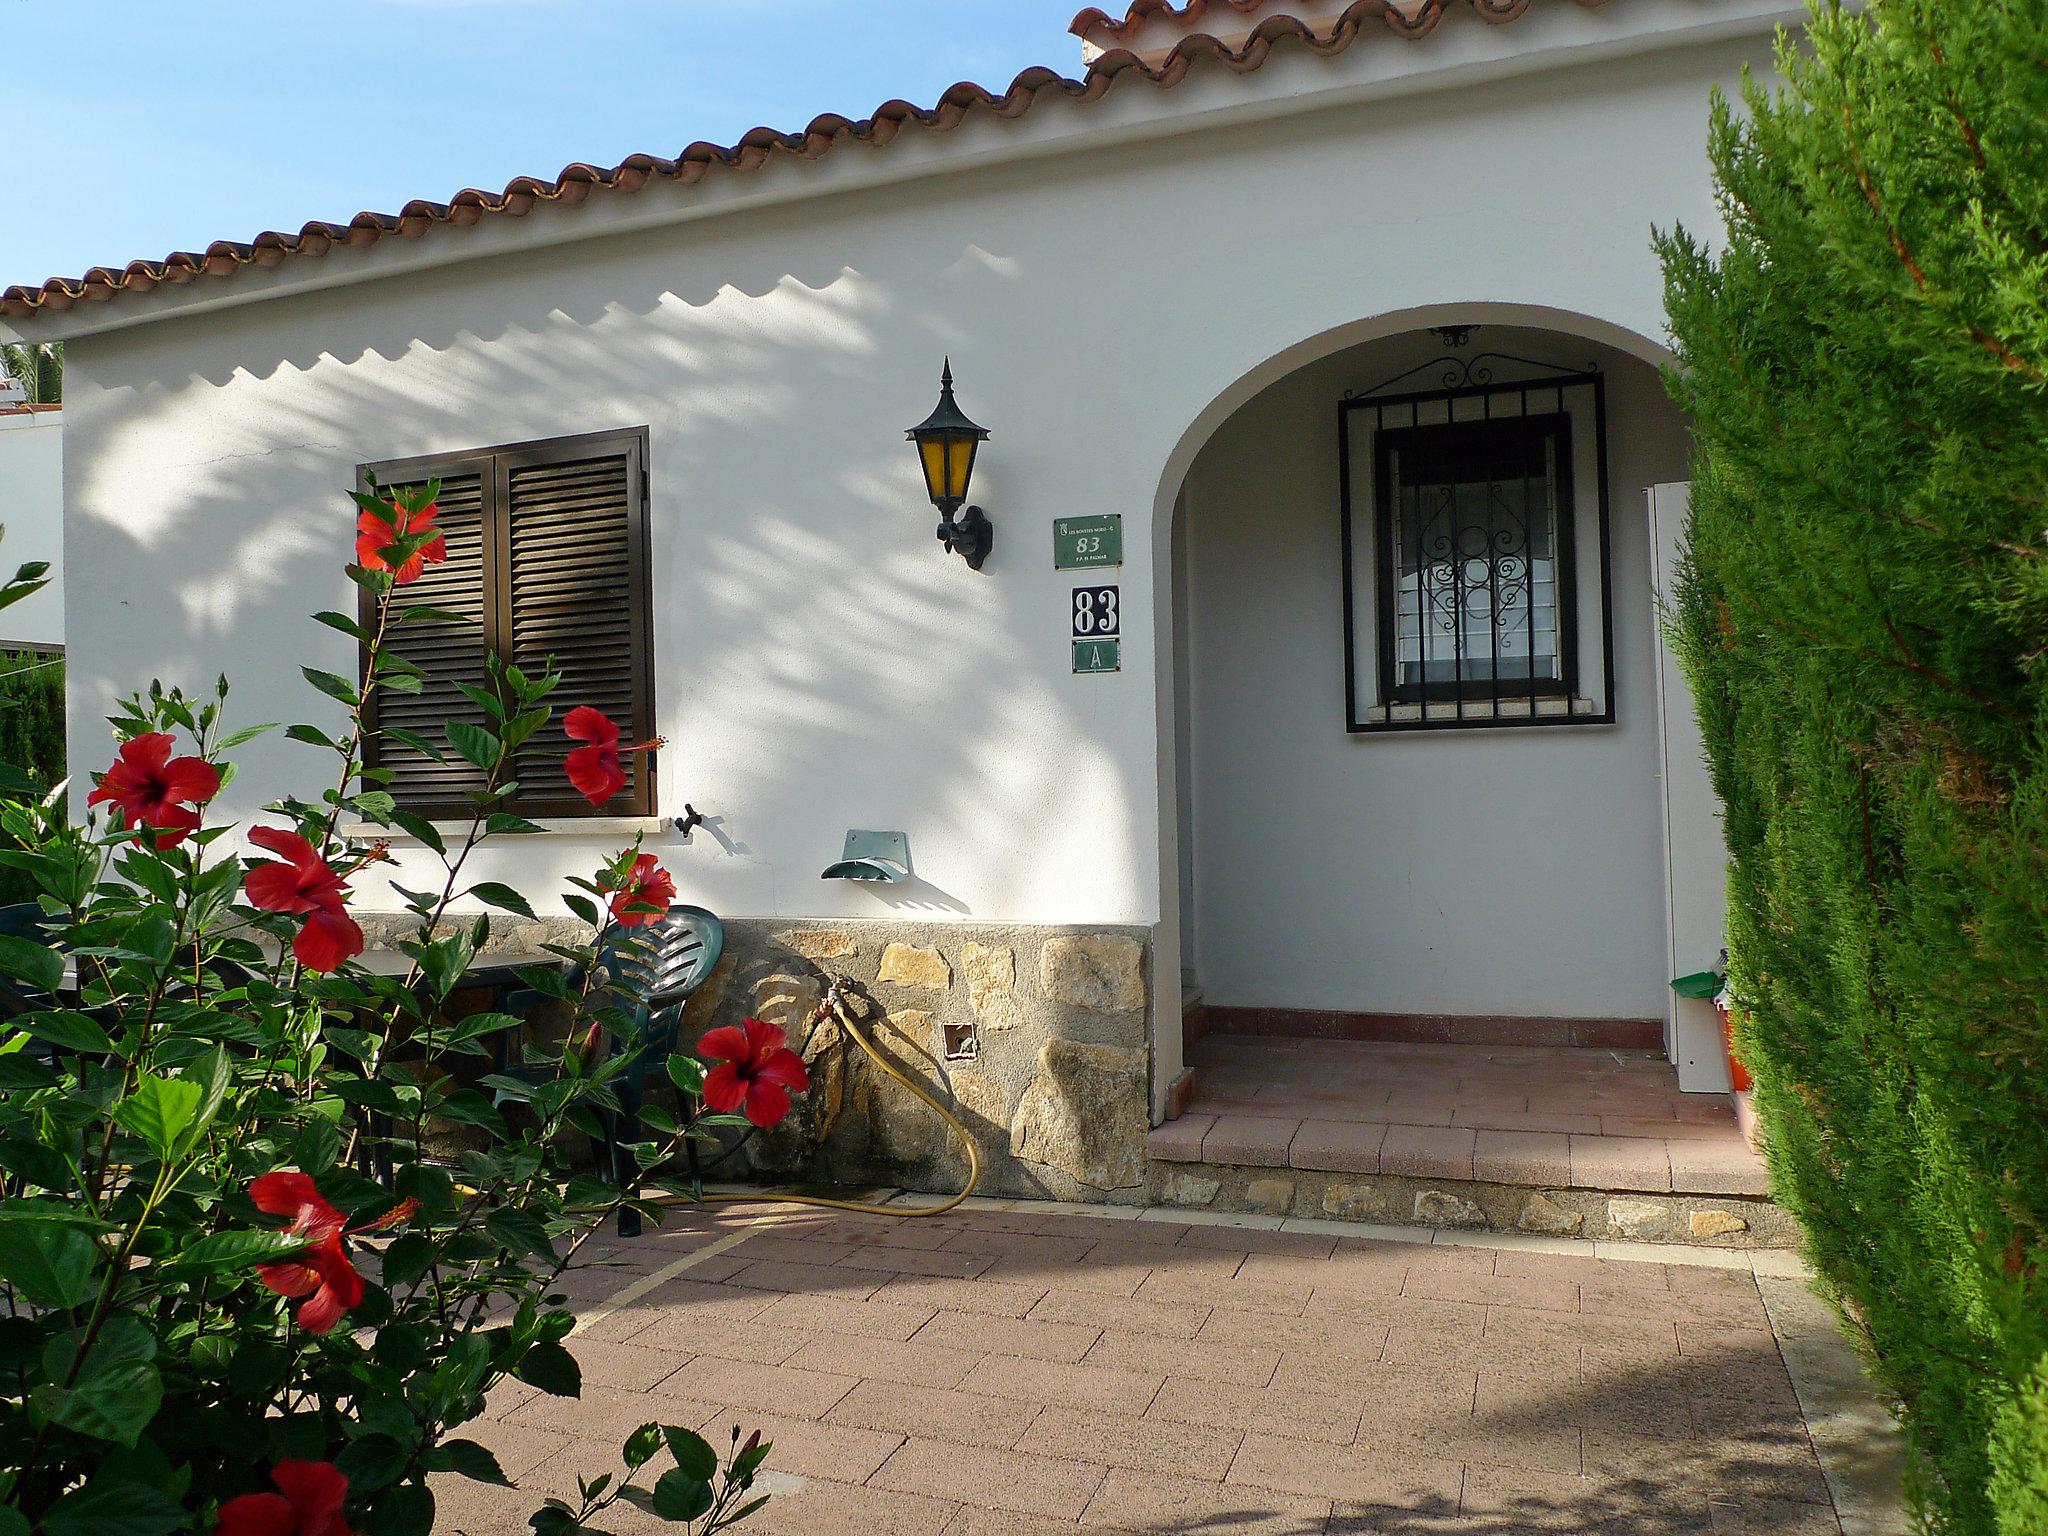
[358,427,656,817]
[1340,360,1612,732]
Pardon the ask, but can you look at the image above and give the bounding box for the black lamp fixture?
[906,359,993,570]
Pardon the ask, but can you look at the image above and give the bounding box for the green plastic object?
[1670,969,1723,1000]
[822,829,909,883]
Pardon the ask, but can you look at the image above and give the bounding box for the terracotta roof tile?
[1,0,1605,323]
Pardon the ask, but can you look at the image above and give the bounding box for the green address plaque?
[1072,638,1121,674]
[1054,515,1123,570]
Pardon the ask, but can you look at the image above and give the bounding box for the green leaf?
[16,1010,112,1054]
[465,882,535,919]
[0,1504,27,1536]
[662,1425,719,1482]
[665,1054,706,1096]
[389,809,445,853]
[337,1432,410,1493]
[295,1116,342,1175]
[623,1422,663,1469]
[313,609,371,640]
[367,1482,434,1536]
[113,1072,205,1157]
[527,1505,581,1536]
[445,722,502,772]
[0,1221,96,1307]
[513,1339,581,1397]
[301,667,361,707]
[171,1229,310,1273]
[382,727,447,765]
[0,932,63,993]
[486,1207,556,1262]
[285,723,344,751]
[39,1480,186,1536]
[651,1470,714,1523]
[217,720,281,750]
[33,1358,163,1446]
[485,812,547,835]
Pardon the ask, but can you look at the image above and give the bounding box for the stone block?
[1040,934,1145,1013]
[1164,1172,1222,1207]
[1690,1209,1749,1240]
[1517,1192,1585,1235]
[963,942,1025,1031]
[776,928,856,961]
[1607,1196,1677,1241]
[1244,1177,1295,1215]
[879,943,951,991]
[1413,1189,1485,1228]
[1322,1181,1390,1221]
[1009,1038,1148,1191]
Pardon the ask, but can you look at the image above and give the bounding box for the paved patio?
[1153,1035,1767,1196]
[434,1197,1891,1535]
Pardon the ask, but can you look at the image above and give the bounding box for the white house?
[1,0,1780,1236]
[0,398,64,651]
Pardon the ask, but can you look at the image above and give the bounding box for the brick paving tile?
[1451,1106,1607,1135]
[1083,1467,1332,1536]
[1198,1307,1389,1364]
[1029,1210,1171,1243]
[871,1439,1109,1521]
[581,1280,774,1342]
[825,1377,1042,1449]
[692,1408,909,1485]
[913,1310,1101,1362]
[1706,1495,1845,1534]
[721,1474,959,1536]
[942,1508,1133,1536]
[1676,1323,1780,1360]
[1227,1431,1464,1507]
[1318,1293,1488,1337]
[1568,1134,1675,1192]
[1202,1114,1300,1167]
[837,1245,995,1280]
[726,1232,862,1266]
[1026,1287,1210,1339]
[564,1337,691,1393]
[1404,1267,1580,1313]
[651,1318,808,1366]
[1349,1237,1495,1274]
[719,1258,897,1298]
[1143,1374,1265,1429]
[464,1420,572,1481]
[1087,1237,1243,1272]
[1466,1375,1587,1473]
[1472,1128,1574,1184]
[958,1352,1164,1415]
[816,1215,970,1250]
[1143,1112,1212,1161]
[1323,1492,1470,1533]
[750,1289,939,1342]
[1132,1269,1314,1315]
[1084,1329,1281,1387]
[1668,1141,1773,1196]
[881,1273,1050,1318]
[659,1356,859,1420]
[938,1230,1098,1265]
[1249,1384,1371,1445]
[985,1256,1152,1297]
[1493,1250,1659,1287]
[782,1332,981,1390]
[1237,1254,1404,1303]
[1017,1403,1243,1479]
[427,1470,556,1536]
[1459,1463,1709,1533]
[478,1378,539,1422]
[1175,1224,1338,1259]
[504,1384,718,1446]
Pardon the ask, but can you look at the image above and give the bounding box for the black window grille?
[1338,352,1613,733]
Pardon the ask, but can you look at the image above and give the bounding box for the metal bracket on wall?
[821,829,910,883]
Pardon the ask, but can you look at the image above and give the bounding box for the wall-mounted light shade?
[906,359,989,514]
[821,829,910,883]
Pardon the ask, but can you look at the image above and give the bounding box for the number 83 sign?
[1071,585,1121,674]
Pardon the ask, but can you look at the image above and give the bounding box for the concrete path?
[434,1197,1907,1535]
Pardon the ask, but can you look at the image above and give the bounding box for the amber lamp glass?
[905,360,994,569]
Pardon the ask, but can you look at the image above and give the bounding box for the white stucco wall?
[40,3,1773,945]
[1175,332,1692,1020]
[0,409,65,649]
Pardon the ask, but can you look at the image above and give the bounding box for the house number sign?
[1071,583,1121,674]
[1054,514,1123,570]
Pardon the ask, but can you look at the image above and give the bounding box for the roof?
[2,0,1608,324]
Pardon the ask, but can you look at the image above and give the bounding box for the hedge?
[0,650,64,905]
[1657,3,2047,1531]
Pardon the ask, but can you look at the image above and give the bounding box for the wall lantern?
[906,359,993,570]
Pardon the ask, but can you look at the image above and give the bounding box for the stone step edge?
[1146,1156,1798,1249]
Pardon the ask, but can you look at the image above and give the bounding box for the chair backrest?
[598,906,725,1055]
[0,902,49,940]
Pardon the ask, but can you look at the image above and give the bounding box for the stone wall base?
[1147,1158,1800,1249]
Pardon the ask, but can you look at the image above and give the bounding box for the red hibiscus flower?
[243,826,366,973]
[699,1017,810,1128]
[607,852,675,928]
[85,732,221,849]
[354,499,447,586]
[563,706,662,807]
[214,1459,353,1536]
[250,1171,415,1336]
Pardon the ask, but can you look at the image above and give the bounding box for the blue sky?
[4,0,1089,289]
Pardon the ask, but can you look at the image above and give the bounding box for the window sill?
[345,815,675,845]
[1348,695,1610,733]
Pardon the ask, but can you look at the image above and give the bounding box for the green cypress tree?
[1658,3,2048,1530]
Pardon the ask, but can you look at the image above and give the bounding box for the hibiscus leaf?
[301,667,361,708]
[445,723,502,772]
[15,1010,112,1055]
[651,1470,714,1523]
[337,1431,409,1493]
[393,603,466,625]
[665,1055,706,1096]
[0,934,62,993]
[661,1425,719,1482]
[513,1339,581,1397]
[112,1073,204,1158]
[451,681,508,721]
[485,1207,556,1263]
[563,895,600,927]
[466,882,535,919]
[440,1438,512,1486]
[0,1222,96,1308]
[312,610,370,641]
[285,723,344,751]
[171,1229,309,1272]
[216,720,281,750]
[379,673,425,696]
[33,1359,163,1447]
[383,727,447,766]
[38,1478,185,1536]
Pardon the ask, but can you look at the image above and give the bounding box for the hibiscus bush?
[0,484,808,1536]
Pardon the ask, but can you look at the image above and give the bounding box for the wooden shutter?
[499,432,656,816]
[359,456,497,817]
[358,427,654,820]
